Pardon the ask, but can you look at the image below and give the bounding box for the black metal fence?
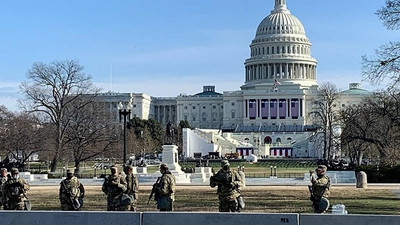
[245,172,304,178]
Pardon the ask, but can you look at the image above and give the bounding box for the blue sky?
[0,0,398,111]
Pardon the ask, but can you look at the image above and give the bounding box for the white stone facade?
[91,1,370,159]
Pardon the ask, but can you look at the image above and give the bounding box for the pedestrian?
[210,160,244,212]
[0,168,8,209]
[3,168,30,210]
[59,169,85,211]
[123,165,139,211]
[309,165,330,213]
[151,163,175,211]
[102,165,127,211]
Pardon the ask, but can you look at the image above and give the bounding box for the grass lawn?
[27,185,400,215]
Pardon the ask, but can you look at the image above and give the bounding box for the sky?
[0,0,398,111]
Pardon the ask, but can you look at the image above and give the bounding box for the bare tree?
[362,0,400,87]
[20,60,99,172]
[64,99,120,174]
[309,82,340,160]
[340,90,400,165]
[0,108,49,171]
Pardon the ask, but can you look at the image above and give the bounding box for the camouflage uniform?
[310,165,330,213]
[210,160,244,212]
[59,173,85,211]
[4,169,30,210]
[154,164,176,211]
[124,166,139,211]
[0,168,8,209]
[102,168,127,211]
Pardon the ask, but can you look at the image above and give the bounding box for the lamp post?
[118,101,133,166]
[332,125,342,160]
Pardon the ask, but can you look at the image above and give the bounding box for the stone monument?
[160,144,190,183]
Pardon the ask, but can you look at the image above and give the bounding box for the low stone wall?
[300,214,400,225]
[143,212,298,225]
[1,211,400,225]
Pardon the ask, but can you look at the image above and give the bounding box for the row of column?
[245,63,316,81]
[155,105,176,124]
[245,98,304,120]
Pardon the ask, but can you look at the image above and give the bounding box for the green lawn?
[28,186,400,215]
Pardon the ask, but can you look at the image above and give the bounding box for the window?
[192,116,196,121]
[184,106,188,109]
[231,111,236,119]
[202,112,207,121]
[213,105,216,109]
[342,104,345,107]
[193,106,196,109]
[276,138,281,143]
[231,102,235,106]
[184,115,188,121]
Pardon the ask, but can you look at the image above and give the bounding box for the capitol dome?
[242,0,317,90]
[256,2,306,38]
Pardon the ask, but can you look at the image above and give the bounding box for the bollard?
[356,171,367,188]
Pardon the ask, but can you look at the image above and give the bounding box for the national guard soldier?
[150,163,175,211]
[309,165,330,213]
[0,168,8,209]
[3,168,30,210]
[102,165,127,211]
[124,165,139,211]
[59,169,85,211]
[210,160,244,212]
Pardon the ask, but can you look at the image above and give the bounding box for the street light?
[118,101,133,166]
[332,125,342,159]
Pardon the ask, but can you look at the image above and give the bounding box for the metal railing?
[245,172,304,178]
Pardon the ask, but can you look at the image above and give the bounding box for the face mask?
[13,175,19,179]
[67,174,73,179]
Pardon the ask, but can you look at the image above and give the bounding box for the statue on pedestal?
[164,121,175,145]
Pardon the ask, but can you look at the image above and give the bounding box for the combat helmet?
[11,168,19,174]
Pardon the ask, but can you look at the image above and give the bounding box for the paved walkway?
[391,189,400,198]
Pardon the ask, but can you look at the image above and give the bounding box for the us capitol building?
[97,0,370,159]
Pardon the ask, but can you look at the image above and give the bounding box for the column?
[285,63,289,79]
[169,105,173,123]
[163,105,166,124]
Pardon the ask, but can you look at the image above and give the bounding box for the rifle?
[147,177,161,204]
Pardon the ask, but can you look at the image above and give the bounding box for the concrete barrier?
[143,212,299,225]
[300,214,400,225]
[1,211,399,225]
[0,211,141,225]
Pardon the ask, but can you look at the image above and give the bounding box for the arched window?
[276,137,281,143]
[202,112,207,121]
[264,136,272,144]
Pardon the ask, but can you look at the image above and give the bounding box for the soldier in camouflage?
[153,163,175,211]
[210,160,244,212]
[59,169,85,211]
[309,165,330,213]
[0,168,8,209]
[102,165,127,211]
[124,165,139,211]
[3,168,30,210]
